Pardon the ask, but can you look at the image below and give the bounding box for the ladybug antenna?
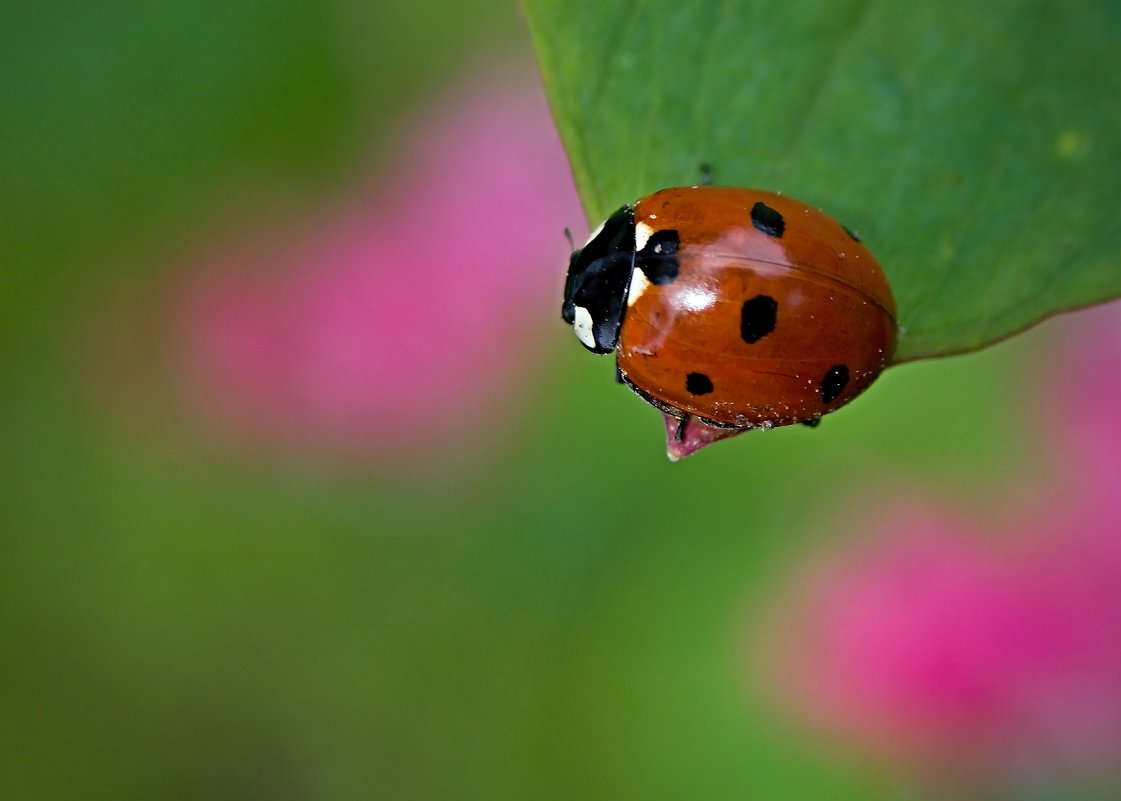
[563,227,576,251]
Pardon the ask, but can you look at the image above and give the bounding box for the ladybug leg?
[801,418,821,428]
[697,163,713,186]
[614,361,625,384]
[675,414,691,443]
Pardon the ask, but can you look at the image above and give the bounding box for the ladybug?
[561,186,897,460]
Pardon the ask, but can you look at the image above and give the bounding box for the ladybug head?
[560,204,636,354]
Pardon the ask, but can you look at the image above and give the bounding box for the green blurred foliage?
[0,0,1070,799]
[523,0,1121,362]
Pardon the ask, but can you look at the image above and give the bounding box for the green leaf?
[524,0,1121,362]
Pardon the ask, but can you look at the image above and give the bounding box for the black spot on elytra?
[637,228,680,284]
[685,372,714,396]
[642,228,679,255]
[820,364,850,404]
[841,223,862,243]
[740,295,778,344]
[751,202,785,237]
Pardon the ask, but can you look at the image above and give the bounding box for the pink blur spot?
[758,303,1121,777]
[1041,299,1121,491]
[173,67,584,461]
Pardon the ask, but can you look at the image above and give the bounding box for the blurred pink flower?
[768,506,1121,765]
[1040,300,1121,493]
[758,303,1121,778]
[173,66,583,461]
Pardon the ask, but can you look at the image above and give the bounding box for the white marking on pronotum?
[635,221,654,252]
[582,219,606,248]
[627,268,651,307]
[573,306,596,348]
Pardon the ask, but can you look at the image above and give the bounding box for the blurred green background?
[0,2,1078,799]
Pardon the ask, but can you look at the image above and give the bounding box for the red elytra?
[562,186,898,459]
